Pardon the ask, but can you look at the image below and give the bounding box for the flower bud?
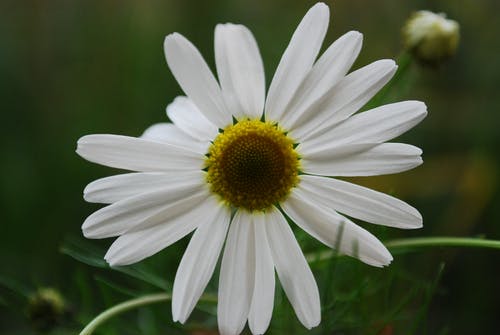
[27,287,67,332]
[402,10,459,66]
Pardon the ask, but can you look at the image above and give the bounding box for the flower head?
[27,288,68,332]
[77,3,427,334]
[402,10,460,65]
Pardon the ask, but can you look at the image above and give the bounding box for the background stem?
[308,236,500,263]
[79,293,171,335]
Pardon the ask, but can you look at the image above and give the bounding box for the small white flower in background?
[403,10,460,65]
[77,3,427,335]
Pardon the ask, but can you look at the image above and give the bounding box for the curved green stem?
[79,293,171,335]
[385,236,500,250]
[307,236,500,263]
[79,292,218,335]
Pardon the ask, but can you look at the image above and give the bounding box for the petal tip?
[81,226,97,239]
[163,33,175,44]
[382,249,394,266]
[370,251,393,268]
[307,2,330,22]
[312,2,329,12]
[172,312,186,325]
[346,30,363,40]
[164,32,184,50]
[104,257,116,268]
[377,58,398,71]
[303,316,321,330]
[103,250,121,267]
[419,101,429,117]
[76,135,91,150]
[82,216,109,239]
[407,100,428,116]
[409,212,424,229]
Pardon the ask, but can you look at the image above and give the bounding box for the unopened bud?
[402,10,459,66]
[27,287,67,332]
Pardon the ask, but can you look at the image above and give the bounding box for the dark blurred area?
[1,0,499,334]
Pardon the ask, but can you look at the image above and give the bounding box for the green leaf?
[60,236,171,291]
[0,274,32,298]
[93,275,143,297]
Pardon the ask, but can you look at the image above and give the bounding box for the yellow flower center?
[205,120,300,211]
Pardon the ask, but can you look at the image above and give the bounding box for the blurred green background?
[1,0,499,334]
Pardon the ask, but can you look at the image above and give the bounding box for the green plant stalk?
[385,236,500,250]
[364,51,413,110]
[308,236,500,263]
[80,236,500,334]
[79,293,171,335]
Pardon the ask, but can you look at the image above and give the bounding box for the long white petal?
[299,175,422,229]
[281,31,363,131]
[301,142,423,176]
[265,3,329,123]
[301,101,427,150]
[172,202,231,323]
[248,213,275,335]
[166,96,218,141]
[164,33,231,128]
[82,176,207,238]
[104,196,219,266]
[215,24,265,120]
[76,134,203,172]
[84,170,202,204]
[218,210,255,335]
[265,207,320,329]
[292,59,397,140]
[282,189,393,267]
[140,122,208,154]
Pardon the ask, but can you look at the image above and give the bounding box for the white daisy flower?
[77,3,426,335]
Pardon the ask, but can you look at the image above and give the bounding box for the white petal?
[215,24,265,120]
[299,175,423,229]
[164,33,231,128]
[248,213,275,335]
[265,3,329,123]
[282,190,393,267]
[166,96,218,141]
[300,101,427,151]
[82,175,207,238]
[141,122,209,154]
[301,142,423,176]
[76,134,203,172]
[265,207,320,329]
[104,196,219,266]
[84,170,202,204]
[292,59,397,140]
[218,210,255,335]
[281,31,363,130]
[172,203,231,323]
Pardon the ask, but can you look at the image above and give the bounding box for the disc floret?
[206,120,299,211]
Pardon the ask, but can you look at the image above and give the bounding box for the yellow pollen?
[205,119,300,211]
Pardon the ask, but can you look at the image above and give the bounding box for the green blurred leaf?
[93,275,142,298]
[0,274,32,298]
[60,237,171,291]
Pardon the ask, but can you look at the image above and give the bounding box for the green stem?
[79,292,218,335]
[364,51,413,109]
[81,237,500,334]
[385,236,500,250]
[308,236,500,263]
[79,293,171,335]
